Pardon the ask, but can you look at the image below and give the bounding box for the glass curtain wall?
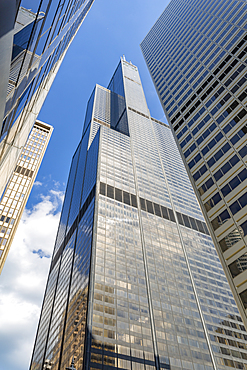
[30,58,247,370]
[0,0,95,199]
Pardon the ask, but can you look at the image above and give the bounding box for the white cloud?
[50,189,64,204]
[52,180,61,188]
[34,181,42,186]
[0,190,63,370]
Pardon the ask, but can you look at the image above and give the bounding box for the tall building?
[30,58,247,370]
[0,119,52,273]
[141,0,247,328]
[0,0,95,198]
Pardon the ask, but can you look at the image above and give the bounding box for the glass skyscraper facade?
[0,119,53,273]
[31,58,247,370]
[141,0,247,328]
[0,0,95,198]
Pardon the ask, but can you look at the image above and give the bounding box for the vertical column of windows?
[152,121,204,221]
[90,197,155,370]
[42,233,77,369]
[141,213,215,370]
[128,113,171,209]
[60,202,95,370]
[30,259,61,370]
[127,76,216,369]
[100,129,135,194]
[182,228,247,370]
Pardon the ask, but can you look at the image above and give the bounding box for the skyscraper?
[0,0,95,198]
[31,58,247,370]
[0,119,52,273]
[141,0,247,328]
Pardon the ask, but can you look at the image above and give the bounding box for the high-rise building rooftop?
[31,58,247,370]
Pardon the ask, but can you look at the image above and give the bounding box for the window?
[240,289,247,309]
[221,169,247,197]
[228,252,247,278]
[229,192,247,215]
[211,209,230,230]
[205,192,222,211]
[219,221,247,252]
[198,177,214,195]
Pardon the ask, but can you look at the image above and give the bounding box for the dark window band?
[99,182,137,209]
[128,106,150,119]
[15,165,34,178]
[99,182,209,236]
[176,211,209,235]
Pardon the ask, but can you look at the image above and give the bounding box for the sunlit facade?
[0,120,52,273]
[31,59,247,370]
[141,0,247,329]
[0,0,94,198]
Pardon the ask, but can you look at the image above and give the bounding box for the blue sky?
[0,2,172,370]
[28,0,171,206]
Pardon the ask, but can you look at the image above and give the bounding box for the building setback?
[141,0,247,329]
[0,0,95,199]
[0,120,52,273]
[31,58,247,370]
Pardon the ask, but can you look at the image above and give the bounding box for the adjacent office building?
[0,0,95,198]
[141,0,247,328]
[30,58,247,370]
[0,120,52,273]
